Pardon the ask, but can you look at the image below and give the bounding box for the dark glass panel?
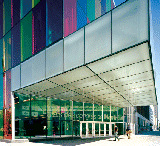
[11,23,20,67]
[46,0,63,46]
[32,0,46,55]
[20,0,32,19]
[32,0,40,8]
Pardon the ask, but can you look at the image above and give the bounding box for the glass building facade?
[0,0,157,140]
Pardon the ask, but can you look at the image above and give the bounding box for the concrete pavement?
[1,131,160,146]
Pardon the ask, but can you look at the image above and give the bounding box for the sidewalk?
[1,133,160,146]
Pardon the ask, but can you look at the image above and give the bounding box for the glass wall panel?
[64,0,77,37]
[94,104,102,121]
[0,73,3,109]
[3,0,11,35]
[0,110,3,138]
[31,96,46,137]
[46,0,63,46]
[85,12,111,63]
[46,40,63,78]
[64,28,84,71]
[3,70,12,139]
[15,93,30,138]
[84,103,93,121]
[112,0,148,53]
[32,0,40,8]
[21,11,32,62]
[11,23,20,67]
[118,107,123,122]
[95,0,101,19]
[32,0,46,55]
[0,39,3,73]
[87,0,95,22]
[106,0,111,12]
[21,50,45,87]
[20,0,32,19]
[61,100,72,135]
[77,0,87,30]
[11,0,20,27]
[111,106,117,122]
[11,65,20,91]
[3,31,11,71]
[47,97,60,136]
[103,105,110,122]
[0,3,3,39]
[101,0,106,15]
[73,101,83,121]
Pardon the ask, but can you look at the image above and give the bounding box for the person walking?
[126,124,132,139]
[114,125,119,141]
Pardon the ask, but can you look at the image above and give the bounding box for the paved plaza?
[1,131,160,146]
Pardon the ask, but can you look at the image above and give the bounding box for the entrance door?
[73,121,80,136]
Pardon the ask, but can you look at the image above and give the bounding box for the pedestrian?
[114,125,119,141]
[126,124,132,139]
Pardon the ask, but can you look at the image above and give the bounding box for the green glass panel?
[73,101,83,121]
[106,124,109,135]
[118,107,123,122]
[3,0,11,35]
[82,123,86,135]
[95,123,99,135]
[32,0,40,8]
[15,93,30,138]
[21,11,32,62]
[111,106,117,122]
[47,97,60,136]
[88,123,92,135]
[84,103,93,121]
[87,0,95,22]
[103,105,110,122]
[116,123,123,135]
[0,110,3,139]
[3,31,11,71]
[106,0,111,12]
[100,123,104,135]
[94,104,102,121]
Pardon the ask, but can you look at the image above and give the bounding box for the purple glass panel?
[0,3,3,39]
[11,23,20,67]
[46,0,63,46]
[111,0,115,9]
[32,0,46,55]
[11,0,20,27]
[64,0,77,37]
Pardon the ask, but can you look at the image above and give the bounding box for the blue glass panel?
[0,4,3,39]
[12,0,20,27]
[20,0,32,19]
[101,0,106,15]
[11,23,20,67]
[32,0,46,54]
[0,74,3,109]
[46,0,63,46]
[77,0,87,30]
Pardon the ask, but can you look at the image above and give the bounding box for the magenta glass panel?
[11,0,20,27]
[111,0,115,9]
[32,0,46,55]
[64,0,77,37]
[3,70,12,139]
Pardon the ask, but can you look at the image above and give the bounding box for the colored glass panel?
[3,0,11,35]
[0,73,3,109]
[0,4,3,39]
[20,0,32,19]
[3,31,11,71]
[0,39,3,73]
[101,0,106,15]
[11,23,20,67]
[11,65,20,91]
[32,0,46,55]
[111,0,115,9]
[118,107,123,122]
[73,101,83,121]
[111,106,117,122]
[64,0,77,37]
[11,0,20,27]
[95,0,101,19]
[3,70,12,139]
[0,110,3,138]
[87,0,95,22]
[32,0,40,8]
[46,0,63,46]
[84,103,93,121]
[77,0,87,30]
[103,105,110,122]
[21,11,32,62]
[106,0,111,12]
